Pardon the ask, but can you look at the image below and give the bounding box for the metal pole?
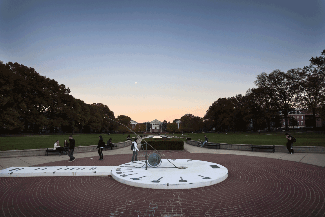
[146,141,148,170]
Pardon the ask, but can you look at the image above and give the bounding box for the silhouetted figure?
[285,133,294,154]
[68,135,75,162]
[97,135,105,160]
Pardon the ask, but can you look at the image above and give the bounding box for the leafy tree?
[134,123,146,133]
[229,94,251,131]
[254,69,299,131]
[202,118,214,132]
[87,104,103,133]
[3,62,51,133]
[93,103,115,132]
[246,88,282,131]
[116,115,132,133]
[162,120,167,132]
[166,122,178,133]
[298,50,325,128]
[205,98,234,132]
[179,114,203,133]
[0,62,24,132]
[74,99,91,133]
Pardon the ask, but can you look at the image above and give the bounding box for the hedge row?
[140,139,184,150]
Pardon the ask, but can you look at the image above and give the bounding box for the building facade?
[282,111,322,129]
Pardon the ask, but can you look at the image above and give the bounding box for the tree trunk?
[284,109,289,132]
[312,108,317,129]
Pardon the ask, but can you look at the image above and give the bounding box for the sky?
[1,0,325,123]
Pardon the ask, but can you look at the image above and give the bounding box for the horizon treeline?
[1,49,324,134]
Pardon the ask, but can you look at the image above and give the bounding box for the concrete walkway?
[1,142,324,169]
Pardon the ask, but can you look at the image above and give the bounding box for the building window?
[301,121,303,125]
[302,116,303,120]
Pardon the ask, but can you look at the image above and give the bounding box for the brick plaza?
[1,149,324,217]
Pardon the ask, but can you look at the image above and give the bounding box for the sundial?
[111,159,228,189]
[0,161,228,189]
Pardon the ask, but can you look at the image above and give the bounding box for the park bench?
[104,143,117,150]
[45,147,68,156]
[205,142,221,149]
[251,145,275,153]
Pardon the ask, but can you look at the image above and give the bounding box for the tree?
[202,118,214,132]
[166,122,178,133]
[246,88,282,131]
[134,123,146,133]
[229,94,251,131]
[162,120,167,132]
[205,98,234,132]
[116,115,132,133]
[2,62,52,133]
[254,69,300,131]
[179,114,203,133]
[298,50,325,128]
[0,62,24,132]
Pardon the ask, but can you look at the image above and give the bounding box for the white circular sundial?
[111,159,228,189]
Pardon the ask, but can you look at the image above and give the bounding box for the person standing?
[68,135,76,162]
[131,138,139,162]
[97,135,105,160]
[285,133,294,154]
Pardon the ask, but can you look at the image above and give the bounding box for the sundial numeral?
[210,165,219,168]
[152,177,163,183]
[179,177,187,182]
[130,178,140,180]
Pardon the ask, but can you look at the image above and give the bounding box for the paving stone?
[0,150,324,216]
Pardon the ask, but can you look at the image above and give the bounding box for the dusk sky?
[1,0,324,123]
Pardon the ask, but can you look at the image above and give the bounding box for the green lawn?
[183,132,325,147]
[0,133,136,151]
[0,132,324,151]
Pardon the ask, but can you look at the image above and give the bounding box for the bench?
[205,143,221,149]
[46,148,68,156]
[104,144,117,150]
[251,145,275,153]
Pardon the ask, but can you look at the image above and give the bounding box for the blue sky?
[1,0,324,123]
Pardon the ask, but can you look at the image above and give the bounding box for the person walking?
[131,138,139,162]
[68,135,75,162]
[97,135,105,160]
[200,135,208,147]
[285,133,294,154]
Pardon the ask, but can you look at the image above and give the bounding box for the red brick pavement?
[1,150,325,217]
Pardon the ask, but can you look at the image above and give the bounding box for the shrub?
[141,138,184,150]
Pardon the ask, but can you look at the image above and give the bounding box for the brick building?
[282,111,322,129]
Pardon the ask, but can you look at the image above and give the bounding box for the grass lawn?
[0,132,324,151]
[183,132,325,147]
[0,133,137,151]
